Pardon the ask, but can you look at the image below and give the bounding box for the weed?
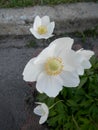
[26,40,37,48]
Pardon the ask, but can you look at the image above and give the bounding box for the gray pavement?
[0,36,48,130]
[0,47,30,130]
[0,2,98,35]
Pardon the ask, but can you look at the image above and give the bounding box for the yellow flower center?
[45,57,64,76]
[37,25,47,35]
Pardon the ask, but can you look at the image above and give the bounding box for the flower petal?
[41,16,50,25]
[42,103,49,114]
[34,105,43,116]
[36,72,63,97]
[76,49,94,60]
[60,70,80,87]
[29,28,42,39]
[76,49,94,70]
[39,114,48,124]
[49,37,74,56]
[81,60,91,69]
[41,34,53,39]
[60,49,84,75]
[35,44,55,64]
[22,58,43,82]
[39,103,49,124]
[47,22,55,35]
[33,16,41,30]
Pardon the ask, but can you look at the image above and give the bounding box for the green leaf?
[67,99,77,107]
[79,76,88,88]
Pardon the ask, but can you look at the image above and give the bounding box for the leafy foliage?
[37,56,98,130]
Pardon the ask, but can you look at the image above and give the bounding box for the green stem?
[72,114,81,130]
[95,98,98,101]
[49,100,64,110]
[89,116,98,128]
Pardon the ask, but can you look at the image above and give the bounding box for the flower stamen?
[37,25,47,35]
[45,57,63,76]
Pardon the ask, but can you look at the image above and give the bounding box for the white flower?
[30,15,55,39]
[23,37,80,97]
[33,102,49,124]
[76,49,94,71]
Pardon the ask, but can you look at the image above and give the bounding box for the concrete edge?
[0,2,98,35]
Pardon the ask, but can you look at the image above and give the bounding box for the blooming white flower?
[33,102,49,124]
[23,37,80,97]
[30,15,55,39]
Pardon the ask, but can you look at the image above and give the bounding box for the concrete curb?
[0,2,98,35]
